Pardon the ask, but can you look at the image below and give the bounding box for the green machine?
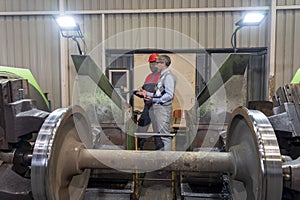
[291,68,300,84]
[0,66,50,111]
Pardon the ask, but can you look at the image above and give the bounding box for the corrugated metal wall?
[277,0,300,6]
[1,0,300,108]
[0,15,61,109]
[276,8,300,89]
[66,0,270,10]
[102,12,267,49]
[0,0,59,11]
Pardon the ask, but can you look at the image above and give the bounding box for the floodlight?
[231,12,267,52]
[235,12,266,27]
[55,15,86,55]
[56,16,78,30]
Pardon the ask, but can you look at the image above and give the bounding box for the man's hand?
[136,89,153,101]
[144,96,152,101]
[136,89,147,97]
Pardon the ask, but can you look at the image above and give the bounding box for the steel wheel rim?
[226,107,282,200]
[31,105,92,200]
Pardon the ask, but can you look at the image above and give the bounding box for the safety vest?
[142,73,160,92]
[153,71,171,98]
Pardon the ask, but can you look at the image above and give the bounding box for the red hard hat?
[148,53,159,63]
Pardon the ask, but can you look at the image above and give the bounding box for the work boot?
[155,141,164,150]
[154,137,164,150]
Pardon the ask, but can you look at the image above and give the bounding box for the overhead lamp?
[56,16,78,30]
[235,12,266,27]
[55,15,86,55]
[231,12,266,52]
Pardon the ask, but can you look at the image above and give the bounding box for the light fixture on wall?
[231,12,266,53]
[55,15,86,55]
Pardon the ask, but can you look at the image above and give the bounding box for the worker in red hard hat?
[146,53,159,74]
[134,53,163,150]
[148,53,159,62]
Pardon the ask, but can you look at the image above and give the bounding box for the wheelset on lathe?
[30,106,283,200]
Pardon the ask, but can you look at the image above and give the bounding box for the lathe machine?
[0,54,299,200]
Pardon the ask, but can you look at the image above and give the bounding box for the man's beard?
[150,66,158,73]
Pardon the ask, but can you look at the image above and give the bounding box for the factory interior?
[0,0,300,199]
